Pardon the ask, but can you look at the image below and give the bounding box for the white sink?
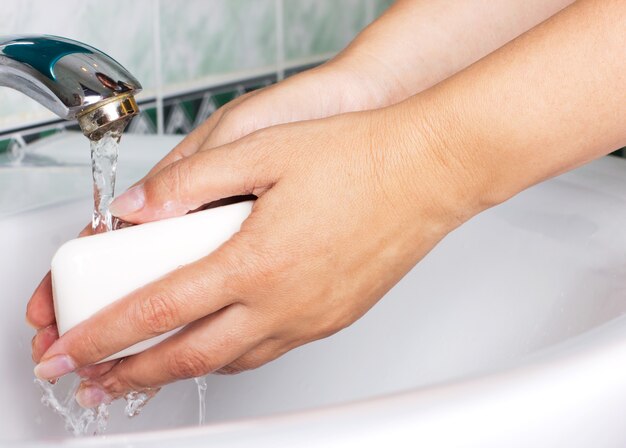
[3,133,626,447]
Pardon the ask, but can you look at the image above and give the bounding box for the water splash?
[194,376,208,426]
[35,375,109,436]
[124,389,158,417]
[35,377,162,436]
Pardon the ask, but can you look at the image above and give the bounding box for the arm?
[399,0,626,211]
[330,0,576,106]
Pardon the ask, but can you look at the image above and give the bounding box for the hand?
[26,60,397,370]
[130,58,400,186]
[30,102,475,407]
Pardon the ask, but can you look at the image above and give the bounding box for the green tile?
[143,108,158,128]
[160,0,276,86]
[374,0,394,16]
[180,99,201,122]
[212,90,239,108]
[38,129,60,139]
[243,81,271,93]
[0,138,11,154]
[610,148,625,157]
[284,0,369,60]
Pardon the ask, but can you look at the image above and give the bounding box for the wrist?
[316,50,412,112]
[384,93,499,231]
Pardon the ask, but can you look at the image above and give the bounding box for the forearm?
[400,0,626,216]
[326,0,574,108]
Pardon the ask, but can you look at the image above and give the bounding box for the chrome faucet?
[0,35,141,140]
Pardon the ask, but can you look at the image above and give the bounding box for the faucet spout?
[0,35,141,140]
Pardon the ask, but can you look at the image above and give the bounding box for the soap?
[51,200,253,362]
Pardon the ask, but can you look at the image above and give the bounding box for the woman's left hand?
[31,104,475,408]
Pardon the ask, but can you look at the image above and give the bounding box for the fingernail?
[109,185,145,217]
[76,385,112,408]
[34,354,76,380]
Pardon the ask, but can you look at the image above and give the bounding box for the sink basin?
[3,133,626,447]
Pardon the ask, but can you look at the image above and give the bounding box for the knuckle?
[217,342,281,375]
[73,330,108,364]
[245,244,289,287]
[216,363,246,375]
[220,106,249,133]
[144,161,190,204]
[210,112,248,148]
[134,295,179,335]
[97,373,128,396]
[217,237,261,297]
[229,356,264,373]
[167,347,213,379]
[168,163,192,200]
[97,371,148,398]
[317,310,353,340]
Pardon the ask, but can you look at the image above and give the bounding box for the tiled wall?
[4,0,618,159]
[0,0,392,147]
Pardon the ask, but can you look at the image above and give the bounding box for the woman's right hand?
[26,55,400,368]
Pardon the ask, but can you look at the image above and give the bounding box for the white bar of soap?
[51,200,253,362]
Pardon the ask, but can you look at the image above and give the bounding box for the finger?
[34,236,248,380]
[141,111,221,180]
[31,324,58,363]
[26,272,55,330]
[109,131,282,223]
[138,92,256,183]
[76,360,119,379]
[75,304,259,407]
[198,90,265,151]
[77,224,94,237]
[215,338,291,375]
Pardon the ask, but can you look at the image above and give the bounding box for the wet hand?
[26,61,394,364]
[31,103,474,408]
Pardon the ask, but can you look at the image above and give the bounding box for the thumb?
[109,132,281,223]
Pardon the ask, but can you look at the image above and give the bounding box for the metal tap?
[0,35,141,140]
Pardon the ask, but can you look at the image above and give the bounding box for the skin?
[26,0,625,408]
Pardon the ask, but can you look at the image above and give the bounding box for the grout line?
[275,0,286,81]
[14,134,26,148]
[153,0,165,135]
